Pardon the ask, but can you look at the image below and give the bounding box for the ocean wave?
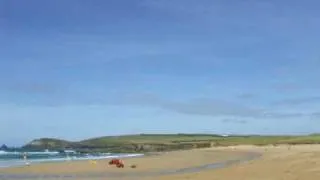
[0,153,144,168]
[0,151,60,156]
[24,151,60,155]
[0,150,7,154]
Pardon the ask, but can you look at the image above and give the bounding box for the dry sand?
[152,145,320,180]
[1,145,320,180]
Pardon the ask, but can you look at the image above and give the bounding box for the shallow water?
[0,152,261,180]
[0,151,143,168]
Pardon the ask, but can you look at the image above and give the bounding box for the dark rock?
[0,144,8,150]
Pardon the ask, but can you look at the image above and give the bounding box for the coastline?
[0,152,144,169]
[0,147,259,179]
[2,145,320,180]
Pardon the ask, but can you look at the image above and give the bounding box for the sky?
[1,0,320,146]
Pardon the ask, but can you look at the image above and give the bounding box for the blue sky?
[1,0,320,146]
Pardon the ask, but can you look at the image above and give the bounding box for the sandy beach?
[1,145,320,180]
[153,145,320,180]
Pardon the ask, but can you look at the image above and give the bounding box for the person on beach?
[23,152,30,166]
[23,152,27,161]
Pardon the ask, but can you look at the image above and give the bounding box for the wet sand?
[1,145,320,180]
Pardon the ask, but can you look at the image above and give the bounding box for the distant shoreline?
[20,133,320,155]
[0,151,144,169]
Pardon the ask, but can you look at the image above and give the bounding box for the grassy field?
[80,133,320,145]
[81,134,223,144]
[23,133,320,153]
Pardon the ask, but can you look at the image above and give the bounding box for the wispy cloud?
[109,93,306,119]
[272,82,302,92]
[3,86,309,119]
[311,112,320,118]
[272,96,320,106]
[3,83,63,95]
[237,93,255,99]
[6,37,196,66]
[0,82,74,106]
[222,118,247,124]
[1,85,315,120]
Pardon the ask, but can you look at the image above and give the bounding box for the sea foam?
[0,151,143,168]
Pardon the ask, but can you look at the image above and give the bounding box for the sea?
[0,150,143,168]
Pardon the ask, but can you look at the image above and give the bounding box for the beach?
[1,145,320,180]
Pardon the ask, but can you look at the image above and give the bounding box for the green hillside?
[22,134,320,153]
